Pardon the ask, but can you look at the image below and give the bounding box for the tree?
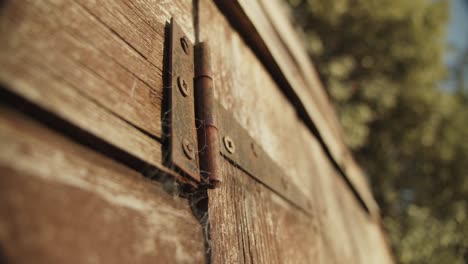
[286,0,468,262]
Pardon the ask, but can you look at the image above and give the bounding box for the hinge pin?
[195,42,222,187]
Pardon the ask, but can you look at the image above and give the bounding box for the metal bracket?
[168,19,200,182]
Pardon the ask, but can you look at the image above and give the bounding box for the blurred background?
[285,0,468,263]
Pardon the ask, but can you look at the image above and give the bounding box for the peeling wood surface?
[0,107,206,264]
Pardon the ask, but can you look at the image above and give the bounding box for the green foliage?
[385,205,466,264]
[286,0,468,262]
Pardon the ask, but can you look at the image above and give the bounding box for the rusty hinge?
[168,19,312,214]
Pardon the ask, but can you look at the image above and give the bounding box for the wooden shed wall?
[0,0,394,263]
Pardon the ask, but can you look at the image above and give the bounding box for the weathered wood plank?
[199,1,392,262]
[209,131,392,264]
[254,0,373,196]
[0,106,206,264]
[0,56,168,174]
[0,0,164,136]
[257,0,342,134]
[209,159,321,264]
[212,0,378,214]
[0,0,194,177]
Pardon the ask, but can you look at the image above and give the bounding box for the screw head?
[180,36,189,55]
[223,136,236,154]
[177,76,189,97]
[182,137,195,160]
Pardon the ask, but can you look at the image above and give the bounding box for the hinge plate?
[216,104,312,213]
[168,19,200,182]
[168,19,311,214]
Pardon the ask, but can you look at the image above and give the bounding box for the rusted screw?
[223,136,236,154]
[182,137,195,160]
[180,36,189,55]
[177,76,189,97]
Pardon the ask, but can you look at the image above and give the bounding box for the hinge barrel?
[195,42,221,187]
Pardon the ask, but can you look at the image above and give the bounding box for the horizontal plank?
[0,0,164,137]
[0,0,197,176]
[0,0,191,178]
[0,106,205,264]
[213,0,378,214]
[0,55,171,175]
[253,0,375,199]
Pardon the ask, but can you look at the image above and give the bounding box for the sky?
[446,0,468,67]
[444,0,468,90]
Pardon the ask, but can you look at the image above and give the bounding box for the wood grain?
[209,158,320,264]
[0,106,206,264]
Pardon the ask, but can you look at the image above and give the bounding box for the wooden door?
[0,0,394,263]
